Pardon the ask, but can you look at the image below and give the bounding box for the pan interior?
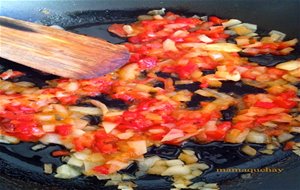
[0,9,300,190]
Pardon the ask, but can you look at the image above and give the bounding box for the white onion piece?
[127,140,147,156]
[0,134,20,144]
[269,30,286,41]
[198,34,213,43]
[163,39,178,52]
[275,60,300,71]
[73,151,90,160]
[67,156,84,167]
[161,165,191,176]
[40,133,62,145]
[36,114,55,121]
[138,156,161,171]
[123,25,134,34]
[246,131,267,144]
[66,82,79,91]
[161,129,184,142]
[242,23,257,32]
[222,19,242,28]
[55,164,81,179]
[42,124,56,132]
[116,131,134,139]
[44,163,53,174]
[89,100,109,115]
[204,43,241,52]
[31,144,46,151]
[147,8,166,15]
[69,106,101,115]
[72,129,85,137]
[277,133,294,143]
[165,159,184,166]
[241,145,257,156]
[102,122,118,133]
[83,161,99,172]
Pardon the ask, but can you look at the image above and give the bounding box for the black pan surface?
[1,1,300,190]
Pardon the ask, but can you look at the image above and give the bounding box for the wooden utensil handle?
[0,16,129,79]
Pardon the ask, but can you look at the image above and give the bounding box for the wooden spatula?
[0,16,130,79]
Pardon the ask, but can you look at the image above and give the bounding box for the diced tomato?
[0,70,24,79]
[108,24,127,37]
[57,95,78,105]
[284,141,296,150]
[209,16,224,25]
[256,115,280,124]
[254,101,277,109]
[51,150,70,157]
[241,70,257,80]
[273,90,297,109]
[93,164,110,175]
[266,68,286,77]
[233,121,254,130]
[55,124,72,136]
[92,130,118,154]
[175,62,198,79]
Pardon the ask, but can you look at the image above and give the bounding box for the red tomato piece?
[55,124,72,136]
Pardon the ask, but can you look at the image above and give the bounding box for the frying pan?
[0,0,300,189]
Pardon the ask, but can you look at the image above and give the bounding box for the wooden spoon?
[0,16,130,79]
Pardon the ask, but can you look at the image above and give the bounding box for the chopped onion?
[269,30,286,41]
[246,131,267,144]
[222,19,242,28]
[66,82,79,91]
[15,81,35,87]
[55,164,81,179]
[161,165,191,176]
[73,150,90,160]
[102,122,118,133]
[138,15,153,21]
[118,63,139,81]
[67,156,84,167]
[123,25,134,35]
[147,8,166,15]
[31,144,46,151]
[89,99,109,115]
[44,163,53,174]
[204,43,241,52]
[259,149,274,155]
[198,34,213,43]
[188,163,209,170]
[42,124,56,132]
[242,23,257,32]
[241,145,257,156]
[40,133,62,145]
[0,134,20,144]
[275,60,300,71]
[116,131,134,139]
[69,106,101,115]
[165,159,184,166]
[161,129,185,142]
[291,127,300,133]
[277,133,294,143]
[72,129,85,137]
[163,39,178,52]
[127,140,147,156]
[293,150,300,156]
[36,114,55,121]
[138,156,161,171]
